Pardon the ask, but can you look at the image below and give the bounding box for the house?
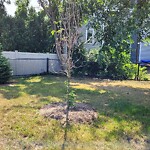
[80,24,150,65]
[79,25,99,51]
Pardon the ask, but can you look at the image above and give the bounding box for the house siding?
[79,25,99,51]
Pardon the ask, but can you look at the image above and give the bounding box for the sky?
[5,0,41,16]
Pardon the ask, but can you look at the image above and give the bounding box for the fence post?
[15,50,18,75]
[15,50,18,58]
[47,58,49,73]
[137,63,140,81]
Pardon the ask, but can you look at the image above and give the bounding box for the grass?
[0,75,150,150]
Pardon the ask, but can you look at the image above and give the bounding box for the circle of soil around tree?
[40,102,98,124]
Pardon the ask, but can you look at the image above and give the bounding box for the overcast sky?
[5,0,40,16]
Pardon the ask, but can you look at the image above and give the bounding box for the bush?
[0,44,12,84]
[72,44,147,80]
[131,64,148,80]
[85,61,100,77]
[139,67,148,80]
[97,46,148,80]
[73,46,101,77]
[85,49,100,77]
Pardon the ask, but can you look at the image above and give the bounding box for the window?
[86,28,94,44]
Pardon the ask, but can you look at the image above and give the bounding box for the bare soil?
[40,102,98,124]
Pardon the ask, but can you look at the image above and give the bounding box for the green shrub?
[84,49,100,77]
[72,44,147,80]
[117,63,147,80]
[98,47,148,80]
[85,61,100,77]
[133,65,148,80]
[0,44,12,84]
[98,46,137,80]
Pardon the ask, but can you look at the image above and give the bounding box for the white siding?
[2,51,62,76]
[79,25,99,50]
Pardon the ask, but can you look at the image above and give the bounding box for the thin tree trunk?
[66,73,71,127]
[62,70,71,150]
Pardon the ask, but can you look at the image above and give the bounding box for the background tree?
[0,0,10,15]
[0,0,12,84]
[0,0,10,41]
[0,43,11,84]
[0,0,55,53]
[87,0,150,79]
[131,0,150,67]
[133,0,150,41]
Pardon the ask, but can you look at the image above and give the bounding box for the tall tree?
[88,0,133,79]
[134,0,150,41]
[25,8,55,53]
[87,0,150,79]
[0,0,55,53]
[0,0,10,40]
[0,0,10,15]
[133,0,150,66]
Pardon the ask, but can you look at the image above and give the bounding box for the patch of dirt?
[40,102,98,124]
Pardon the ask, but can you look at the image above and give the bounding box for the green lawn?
[0,75,150,150]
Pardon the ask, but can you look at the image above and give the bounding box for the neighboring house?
[79,25,99,51]
[80,24,150,64]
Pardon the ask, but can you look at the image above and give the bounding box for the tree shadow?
[61,124,69,150]
[0,76,150,149]
[0,76,67,100]
[71,82,150,149]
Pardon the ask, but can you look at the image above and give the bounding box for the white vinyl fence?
[2,51,62,76]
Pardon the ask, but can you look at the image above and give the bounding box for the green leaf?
[51,30,56,35]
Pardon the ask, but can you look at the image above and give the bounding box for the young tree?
[38,0,82,98]
[38,1,85,149]
[38,0,81,69]
[38,1,84,146]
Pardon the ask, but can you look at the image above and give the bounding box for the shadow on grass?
[0,86,22,99]
[72,84,150,149]
[0,75,67,100]
[71,78,150,145]
[0,75,150,149]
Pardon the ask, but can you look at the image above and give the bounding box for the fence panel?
[48,59,62,73]
[2,51,62,76]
